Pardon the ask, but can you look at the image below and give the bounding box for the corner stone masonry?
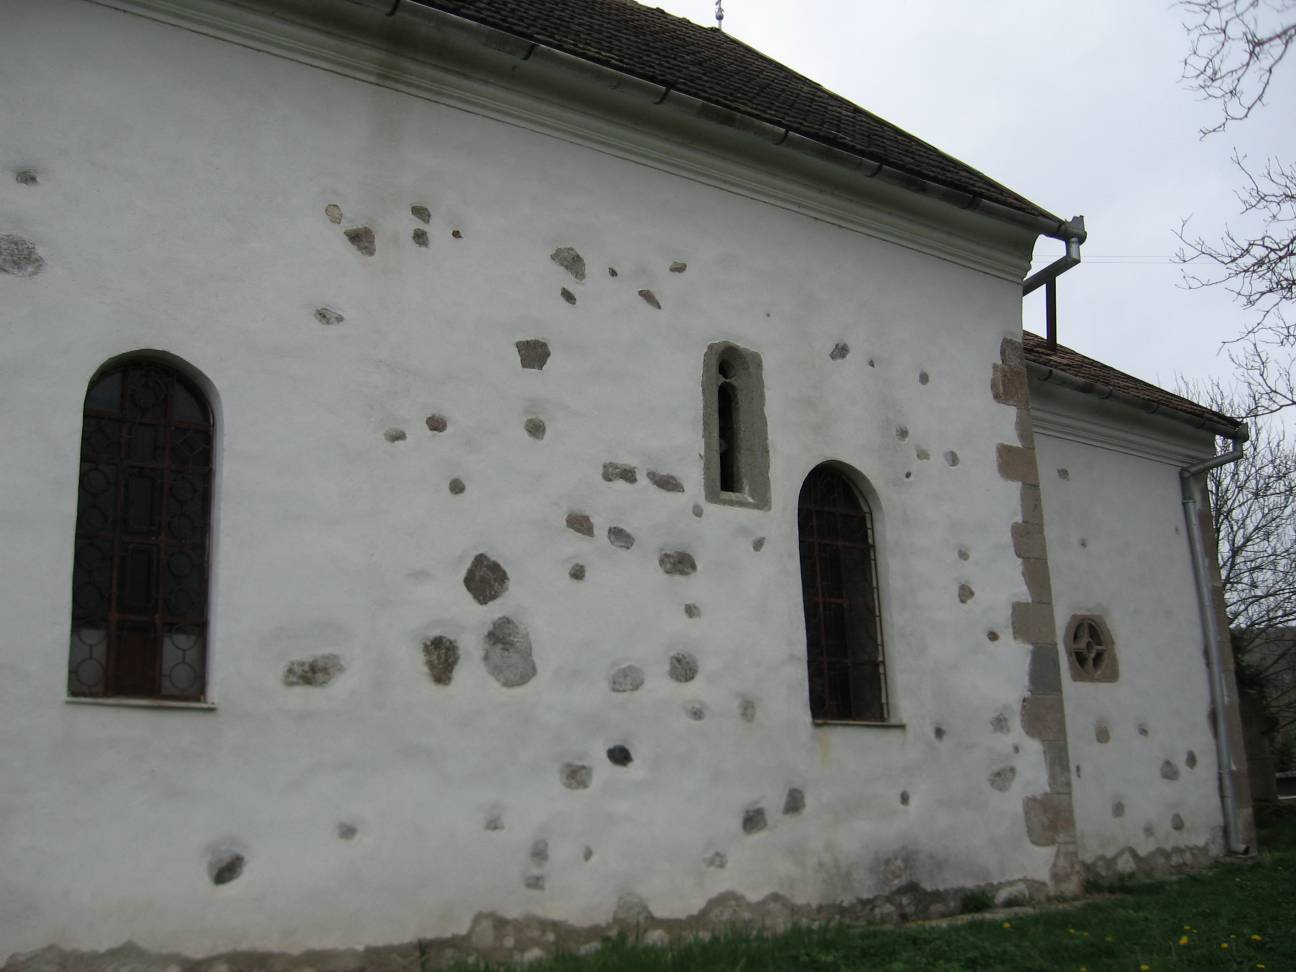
[991,336,1080,894]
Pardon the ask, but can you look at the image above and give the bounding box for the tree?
[1176,1,1296,416]
[1186,379,1296,767]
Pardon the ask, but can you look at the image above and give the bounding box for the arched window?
[702,342,770,509]
[798,464,888,722]
[68,358,214,701]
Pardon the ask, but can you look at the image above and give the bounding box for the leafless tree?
[1177,1,1296,416]
[1186,379,1296,758]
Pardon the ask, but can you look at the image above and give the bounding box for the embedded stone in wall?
[934,726,946,741]
[0,235,46,277]
[524,875,545,891]
[583,846,595,861]
[659,551,697,575]
[1095,722,1111,744]
[422,636,460,685]
[692,504,704,518]
[1112,800,1125,818]
[325,204,343,223]
[608,526,635,549]
[990,710,1011,734]
[741,807,767,834]
[609,665,644,692]
[608,267,619,277]
[426,414,448,432]
[336,822,358,840]
[895,425,909,441]
[668,652,698,683]
[739,698,757,722]
[783,788,805,815]
[568,564,586,581]
[987,630,1000,642]
[524,417,547,440]
[918,370,930,385]
[669,261,687,273]
[602,462,637,484]
[900,790,910,806]
[448,478,466,495]
[283,653,346,687]
[530,839,549,866]
[830,342,850,360]
[314,307,344,326]
[413,228,429,247]
[15,170,38,186]
[1186,750,1197,768]
[606,745,633,766]
[561,288,577,306]
[384,428,406,443]
[614,894,653,928]
[208,848,245,885]
[516,339,551,370]
[566,512,594,536]
[550,246,586,281]
[944,451,960,467]
[916,447,931,461]
[752,537,766,552]
[484,812,504,832]
[958,583,975,603]
[1057,468,1071,481]
[464,554,509,605]
[638,289,661,309]
[647,471,685,492]
[988,766,1017,792]
[1171,813,1185,830]
[703,851,727,869]
[344,226,376,256]
[482,617,536,688]
[1022,793,1074,846]
[561,763,593,790]
[451,228,463,238]
[411,205,431,224]
[684,603,701,618]
[684,701,707,721]
[1137,722,1149,736]
[1160,760,1180,781]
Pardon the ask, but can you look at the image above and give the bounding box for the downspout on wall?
[1180,429,1255,856]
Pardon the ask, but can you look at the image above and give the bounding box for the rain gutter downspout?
[1180,426,1251,856]
[1022,217,1086,348]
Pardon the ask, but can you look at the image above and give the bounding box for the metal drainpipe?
[1179,428,1250,855]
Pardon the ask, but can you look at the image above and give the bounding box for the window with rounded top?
[68,357,215,701]
[703,342,769,509]
[798,464,889,722]
[1065,614,1118,683]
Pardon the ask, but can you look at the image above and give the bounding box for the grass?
[452,807,1296,971]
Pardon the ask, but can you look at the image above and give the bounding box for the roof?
[407,0,1059,224]
[1023,331,1243,434]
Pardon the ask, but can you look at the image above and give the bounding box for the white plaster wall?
[1032,395,1225,863]
[3,0,1055,955]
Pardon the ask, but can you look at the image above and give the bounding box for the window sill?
[66,696,217,712]
[813,720,905,729]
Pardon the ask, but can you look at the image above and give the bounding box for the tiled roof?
[1023,332,1242,433]
[407,0,1058,223]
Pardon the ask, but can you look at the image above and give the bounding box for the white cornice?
[80,0,1036,283]
[1030,400,1215,467]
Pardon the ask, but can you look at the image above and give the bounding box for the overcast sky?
[651,0,1295,413]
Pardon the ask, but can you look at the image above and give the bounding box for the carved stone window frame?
[702,341,770,510]
[1065,613,1118,683]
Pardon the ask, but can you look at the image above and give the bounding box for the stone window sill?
[813,720,906,729]
[66,696,217,712]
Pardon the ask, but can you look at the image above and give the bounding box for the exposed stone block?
[830,342,849,360]
[422,636,460,685]
[568,563,586,581]
[958,583,975,604]
[668,652,698,683]
[464,554,509,605]
[1021,557,1053,605]
[550,246,586,281]
[560,763,592,790]
[996,443,1039,484]
[988,766,1016,792]
[384,428,406,443]
[646,470,684,492]
[602,462,637,484]
[609,665,644,692]
[783,788,805,815]
[325,203,343,223]
[1042,740,1072,793]
[1011,600,1055,644]
[1000,337,1025,370]
[209,848,245,885]
[638,289,661,309]
[741,807,767,834]
[413,228,429,247]
[524,417,546,439]
[482,617,536,688]
[515,339,551,370]
[606,745,632,766]
[560,288,576,305]
[1012,521,1048,560]
[658,551,697,575]
[1027,643,1062,695]
[1095,721,1111,743]
[669,261,687,273]
[410,205,430,224]
[283,653,345,687]
[1020,485,1044,525]
[344,226,376,256]
[703,851,727,868]
[608,526,635,549]
[1022,793,1074,846]
[426,414,448,432]
[1160,760,1180,781]
[315,307,344,326]
[1015,409,1036,449]
[990,363,1030,408]
[1021,694,1066,742]
[566,512,594,536]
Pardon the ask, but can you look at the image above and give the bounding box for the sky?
[650,0,1296,415]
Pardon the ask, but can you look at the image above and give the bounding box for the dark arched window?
[798,465,888,722]
[68,359,214,700]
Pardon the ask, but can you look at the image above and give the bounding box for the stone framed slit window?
[702,342,770,509]
[1065,613,1118,683]
[798,463,890,722]
[68,358,215,701]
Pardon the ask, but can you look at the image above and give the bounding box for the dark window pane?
[121,470,161,536]
[85,370,122,414]
[172,380,208,424]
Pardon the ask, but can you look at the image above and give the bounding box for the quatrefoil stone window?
[1065,614,1118,683]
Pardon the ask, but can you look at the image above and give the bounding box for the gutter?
[1179,432,1252,856]
[341,0,1080,242]
[1025,360,1247,442]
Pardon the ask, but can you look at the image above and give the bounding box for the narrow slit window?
[68,358,214,701]
[703,342,769,509]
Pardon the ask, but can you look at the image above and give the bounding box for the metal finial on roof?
[715,0,724,30]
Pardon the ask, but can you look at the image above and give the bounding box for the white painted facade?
[0,0,1233,959]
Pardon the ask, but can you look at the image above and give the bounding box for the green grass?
[454,809,1296,971]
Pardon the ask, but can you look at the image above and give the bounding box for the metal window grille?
[68,360,213,700]
[798,466,887,721]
